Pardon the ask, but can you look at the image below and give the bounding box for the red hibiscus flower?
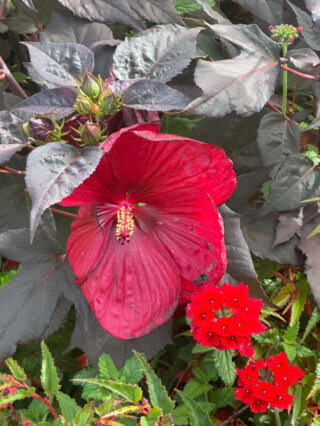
[235,352,305,413]
[61,124,236,339]
[187,283,266,357]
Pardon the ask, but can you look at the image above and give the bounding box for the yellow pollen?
[116,204,134,242]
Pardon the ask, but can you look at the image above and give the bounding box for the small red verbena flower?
[235,352,305,413]
[61,124,236,339]
[187,283,266,357]
[0,378,20,410]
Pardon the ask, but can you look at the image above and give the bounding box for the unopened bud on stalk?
[26,117,54,141]
[99,89,122,116]
[81,122,102,145]
[80,71,101,99]
[74,94,100,115]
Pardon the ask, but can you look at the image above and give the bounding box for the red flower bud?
[289,37,294,42]
[27,117,54,141]
[269,26,274,30]
[297,26,302,32]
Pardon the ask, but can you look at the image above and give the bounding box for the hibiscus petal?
[136,194,226,284]
[67,206,180,339]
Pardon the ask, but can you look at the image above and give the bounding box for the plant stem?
[9,403,22,423]
[50,207,77,219]
[219,404,249,426]
[274,408,282,426]
[282,45,288,116]
[30,393,59,419]
[1,165,26,175]
[281,64,320,81]
[0,56,28,99]
[0,0,7,19]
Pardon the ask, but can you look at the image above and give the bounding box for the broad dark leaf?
[26,142,102,240]
[219,204,270,304]
[0,112,27,163]
[11,88,77,115]
[257,113,300,167]
[288,1,320,51]
[0,185,29,232]
[305,103,320,130]
[273,208,303,246]
[58,0,178,28]
[298,203,320,307]
[113,25,201,83]
[242,212,305,265]
[21,0,36,10]
[187,24,280,117]
[305,0,320,25]
[195,0,229,24]
[69,310,172,368]
[0,227,88,360]
[261,154,320,215]
[288,48,320,71]
[190,112,265,174]
[39,5,120,79]
[23,42,94,86]
[232,0,284,25]
[122,80,190,111]
[4,0,55,34]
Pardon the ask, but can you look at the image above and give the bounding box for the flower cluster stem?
[282,45,288,116]
[274,408,282,426]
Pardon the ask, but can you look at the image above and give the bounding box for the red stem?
[30,393,59,419]
[1,165,26,175]
[9,403,22,423]
[170,364,193,397]
[281,64,320,81]
[50,207,77,219]
[0,169,11,174]
[0,0,7,19]
[267,101,291,121]
[0,56,28,99]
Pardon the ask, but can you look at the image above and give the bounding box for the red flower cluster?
[61,124,236,339]
[187,283,266,357]
[235,352,305,412]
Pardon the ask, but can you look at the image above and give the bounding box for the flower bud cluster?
[74,71,122,117]
[269,24,302,44]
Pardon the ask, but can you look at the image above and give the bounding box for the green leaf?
[40,340,60,397]
[98,354,118,380]
[146,406,162,425]
[176,391,213,426]
[175,0,214,14]
[5,357,26,381]
[56,391,80,422]
[209,388,237,409]
[119,355,143,384]
[193,364,218,383]
[192,344,215,354]
[183,379,212,399]
[134,351,174,415]
[73,401,95,426]
[0,387,35,406]
[73,378,142,403]
[290,281,309,326]
[213,350,236,386]
[291,385,302,426]
[172,405,190,425]
[284,321,300,343]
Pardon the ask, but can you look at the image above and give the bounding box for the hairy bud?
[99,89,122,116]
[80,71,101,99]
[74,94,100,115]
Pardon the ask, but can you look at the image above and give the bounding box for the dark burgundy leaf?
[273,208,303,246]
[218,204,271,305]
[69,310,172,368]
[288,48,320,71]
[11,88,77,115]
[0,227,88,360]
[26,142,102,240]
[242,212,305,265]
[122,80,190,111]
[257,112,300,167]
[298,202,320,307]
[288,1,320,51]
[0,185,29,232]
[113,25,201,83]
[22,42,94,86]
[0,112,27,164]
[261,154,320,216]
[232,0,284,25]
[187,24,280,117]
[305,0,320,25]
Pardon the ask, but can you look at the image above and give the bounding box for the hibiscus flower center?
[116,202,134,243]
